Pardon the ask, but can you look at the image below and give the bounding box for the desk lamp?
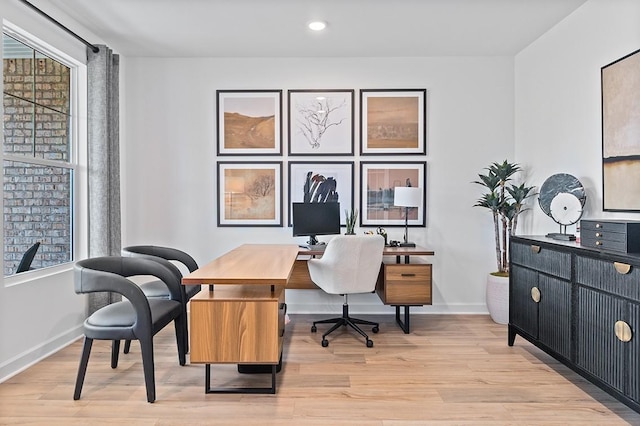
[394,186,421,247]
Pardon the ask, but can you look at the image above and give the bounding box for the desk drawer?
[379,264,432,305]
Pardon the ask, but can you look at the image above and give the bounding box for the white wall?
[515,0,640,233]
[121,56,515,315]
[0,0,98,381]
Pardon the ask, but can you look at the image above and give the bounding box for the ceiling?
[33,0,588,58]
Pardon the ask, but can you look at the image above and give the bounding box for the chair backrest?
[307,235,385,295]
[15,242,40,274]
[121,245,199,273]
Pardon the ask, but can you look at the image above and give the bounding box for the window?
[2,30,77,276]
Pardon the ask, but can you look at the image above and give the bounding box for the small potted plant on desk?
[473,160,535,324]
[345,208,358,235]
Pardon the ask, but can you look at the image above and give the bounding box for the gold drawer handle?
[615,320,633,342]
[530,245,541,254]
[401,273,416,277]
[596,241,602,246]
[596,232,602,237]
[614,262,631,274]
[596,223,602,228]
[531,287,541,303]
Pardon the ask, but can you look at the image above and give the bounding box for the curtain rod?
[18,0,100,53]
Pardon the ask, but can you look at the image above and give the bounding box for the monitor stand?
[307,235,319,246]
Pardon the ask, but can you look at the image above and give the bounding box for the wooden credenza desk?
[182,243,435,394]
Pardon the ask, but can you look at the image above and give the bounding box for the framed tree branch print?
[288,89,354,155]
[360,89,426,155]
[217,90,282,155]
[217,161,283,226]
[288,161,354,226]
[360,161,426,227]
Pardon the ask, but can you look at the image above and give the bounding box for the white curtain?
[86,45,121,314]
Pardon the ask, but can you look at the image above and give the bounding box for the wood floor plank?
[1,314,638,424]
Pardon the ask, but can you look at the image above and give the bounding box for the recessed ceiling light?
[308,21,327,31]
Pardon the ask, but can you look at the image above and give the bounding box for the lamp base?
[399,242,416,247]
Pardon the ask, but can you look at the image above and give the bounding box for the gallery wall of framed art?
[215,88,428,228]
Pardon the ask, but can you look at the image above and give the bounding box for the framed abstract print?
[360,89,426,155]
[217,161,283,226]
[360,161,426,227]
[288,89,354,155]
[216,90,282,155]
[288,161,354,226]
[602,49,640,211]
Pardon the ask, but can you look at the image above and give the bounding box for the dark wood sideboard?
[509,235,640,412]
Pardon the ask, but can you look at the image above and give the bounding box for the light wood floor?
[1,314,639,425]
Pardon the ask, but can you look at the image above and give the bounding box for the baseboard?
[286,301,489,315]
[0,325,84,383]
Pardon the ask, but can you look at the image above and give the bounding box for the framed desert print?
[216,90,282,155]
[288,161,354,226]
[217,161,283,227]
[360,161,426,227]
[360,89,426,155]
[602,48,640,211]
[288,89,354,155]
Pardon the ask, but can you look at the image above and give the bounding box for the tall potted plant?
[473,160,534,323]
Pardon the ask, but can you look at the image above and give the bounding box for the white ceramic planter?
[486,273,509,324]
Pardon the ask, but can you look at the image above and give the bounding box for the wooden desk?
[183,244,298,394]
[290,245,435,333]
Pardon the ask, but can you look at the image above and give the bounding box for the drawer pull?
[596,241,602,246]
[615,320,633,342]
[613,262,631,275]
[531,287,541,303]
[530,245,541,254]
[596,232,602,237]
[401,273,416,277]
[596,223,602,228]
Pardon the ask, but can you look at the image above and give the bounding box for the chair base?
[311,303,378,347]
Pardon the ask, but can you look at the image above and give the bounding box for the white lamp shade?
[394,187,421,207]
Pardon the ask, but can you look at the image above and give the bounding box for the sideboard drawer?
[575,255,640,301]
[510,241,571,279]
[378,264,432,305]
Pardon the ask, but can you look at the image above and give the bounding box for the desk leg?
[204,364,276,394]
[395,305,411,334]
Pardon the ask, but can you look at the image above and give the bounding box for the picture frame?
[217,161,283,227]
[360,89,426,155]
[360,161,426,227]
[602,49,640,211]
[288,89,354,155]
[288,161,354,226]
[216,90,282,156]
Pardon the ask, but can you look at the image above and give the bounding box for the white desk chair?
[308,234,385,347]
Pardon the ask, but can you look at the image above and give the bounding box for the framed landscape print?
[360,161,426,227]
[217,90,282,155]
[360,89,426,155]
[217,161,283,226]
[288,161,354,226]
[288,89,354,155]
[602,49,640,211]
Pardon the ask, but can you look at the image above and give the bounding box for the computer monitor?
[292,202,341,246]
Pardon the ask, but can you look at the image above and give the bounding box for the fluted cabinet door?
[538,275,571,360]
[628,302,640,402]
[510,265,538,339]
[576,286,626,394]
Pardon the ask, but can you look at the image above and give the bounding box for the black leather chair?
[73,256,187,403]
[121,245,201,353]
[15,242,40,273]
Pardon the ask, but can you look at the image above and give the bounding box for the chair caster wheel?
[311,325,317,333]
[321,339,329,347]
[366,339,374,348]
[372,326,379,333]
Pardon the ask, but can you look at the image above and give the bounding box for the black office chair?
[15,242,40,273]
[73,256,187,403]
[308,235,385,347]
[121,245,201,353]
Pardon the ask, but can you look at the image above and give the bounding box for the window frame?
[2,22,87,283]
